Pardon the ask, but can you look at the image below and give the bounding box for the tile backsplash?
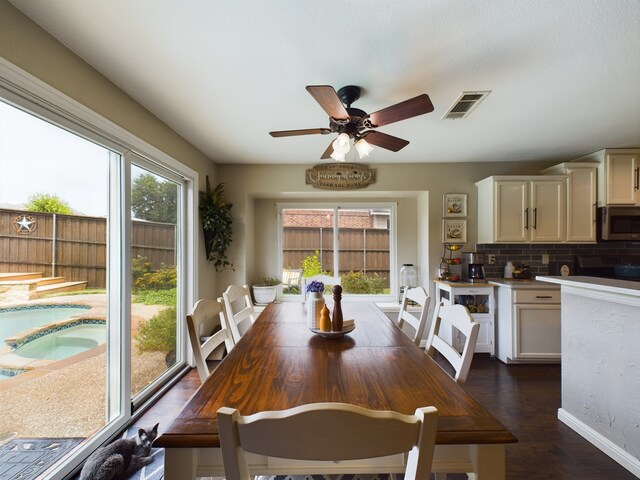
[474,242,640,278]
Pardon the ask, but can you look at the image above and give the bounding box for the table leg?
[470,444,505,480]
[164,447,198,480]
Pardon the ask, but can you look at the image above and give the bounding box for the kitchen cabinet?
[541,162,597,243]
[476,176,565,243]
[434,281,494,355]
[490,280,561,363]
[573,149,640,206]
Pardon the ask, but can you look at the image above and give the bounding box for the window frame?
[277,202,397,303]
[0,58,198,479]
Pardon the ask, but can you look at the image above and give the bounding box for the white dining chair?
[281,268,302,293]
[424,302,480,386]
[301,274,341,293]
[220,284,258,344]
[186,299,235,383]
[396,286,431,346]
[217,402,438,480]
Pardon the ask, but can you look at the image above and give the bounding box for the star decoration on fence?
[13,215,37,235]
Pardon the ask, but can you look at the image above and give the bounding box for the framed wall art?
[443,193,467,217]
[442,219,467,243]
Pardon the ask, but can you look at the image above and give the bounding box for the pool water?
[0,306,91,342]
[14,324,106,360]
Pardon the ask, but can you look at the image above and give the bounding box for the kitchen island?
[537,275,640,477]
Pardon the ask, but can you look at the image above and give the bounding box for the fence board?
[0,209,175,289]
[283,226,390,286]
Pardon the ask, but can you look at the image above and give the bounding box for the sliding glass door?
[0,77,193,478]
[130,159,185,405]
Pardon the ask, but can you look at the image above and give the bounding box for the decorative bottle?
[306,291,324,329]
[399,264,418,302]
[504,261,515,279]
[332,285,343,332]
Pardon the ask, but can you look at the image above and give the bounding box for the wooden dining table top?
[155,301,517,449]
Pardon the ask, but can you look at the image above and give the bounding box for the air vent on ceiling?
[443,91,491,119]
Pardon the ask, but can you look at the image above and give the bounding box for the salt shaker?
[319,304,331,332]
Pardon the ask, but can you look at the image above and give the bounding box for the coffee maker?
[461,252,487,283]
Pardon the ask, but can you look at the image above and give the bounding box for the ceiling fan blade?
[320,141,334,159]
[306,85,349,120]
[362,131,410,152]
[270,128,332,137]
[368,94,434,127]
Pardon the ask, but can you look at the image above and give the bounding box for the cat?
[79,423,159,480]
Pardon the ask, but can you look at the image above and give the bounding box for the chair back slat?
[397,286,431,346]
[425,303,480,386]
[217,403,438,480]
[186,299,235,383]
[221,284,257,344]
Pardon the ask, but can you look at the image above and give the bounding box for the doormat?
[0,437,83,480]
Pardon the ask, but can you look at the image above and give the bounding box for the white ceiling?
[10,0,640,165]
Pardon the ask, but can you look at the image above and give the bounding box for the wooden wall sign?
[305,163,376,190]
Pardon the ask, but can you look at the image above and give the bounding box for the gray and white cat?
[80,423,159,480]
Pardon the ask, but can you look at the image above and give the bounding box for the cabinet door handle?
[533,208,537,230]
[536,295,553,299]
[635,167,639,191]
[593,203,597,223]
[524,208,529,230]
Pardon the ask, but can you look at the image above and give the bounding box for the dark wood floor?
[138,355,635,480]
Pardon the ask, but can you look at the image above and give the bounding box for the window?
[278,205,395,300]
[0,63,196,479]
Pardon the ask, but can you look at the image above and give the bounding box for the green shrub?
[134,288,177,306]
[132,255,153,283]
[342,271,386,294]
[301,250,325,277]
[135,307,176,353]
[134,264,177,292]
[26,192,73,214]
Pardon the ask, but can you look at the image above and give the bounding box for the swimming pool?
[0,305,91,343]
[14,323,106,360]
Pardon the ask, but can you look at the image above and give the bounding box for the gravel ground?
[0,349,168,438]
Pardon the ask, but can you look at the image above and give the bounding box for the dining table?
[155,301,517,479]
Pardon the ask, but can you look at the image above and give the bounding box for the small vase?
[306,291,324,329]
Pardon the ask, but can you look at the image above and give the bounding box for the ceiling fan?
[269,85,434,160]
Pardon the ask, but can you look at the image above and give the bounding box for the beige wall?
[218,160,557,300]
[0,0,219,296]
[0,0,560,300]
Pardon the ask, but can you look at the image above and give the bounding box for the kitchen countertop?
[536,275,640,296]
[433,279,494,288]
[488,278,559,289]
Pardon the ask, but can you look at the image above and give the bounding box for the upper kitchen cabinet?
[476,176,565,243]
[573,149,639,206]
[541,162,598,243]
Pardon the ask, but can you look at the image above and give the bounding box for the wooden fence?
[0,209,175,289]
[282,226,390,285]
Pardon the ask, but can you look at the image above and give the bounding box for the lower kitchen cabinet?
[491,280,561,363]
[434,281,495,355]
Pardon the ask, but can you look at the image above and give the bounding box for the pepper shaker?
[332,285,343,332]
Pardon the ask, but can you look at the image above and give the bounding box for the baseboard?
[558,408,640,477]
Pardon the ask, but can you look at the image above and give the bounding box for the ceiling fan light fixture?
[330,150,347,162]
[332,133,351,154]
[355,138,374,159]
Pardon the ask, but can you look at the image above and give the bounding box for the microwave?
[599,207,640,241]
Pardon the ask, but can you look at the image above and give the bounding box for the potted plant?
[252,276,282,304]
[200,177,233,272]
